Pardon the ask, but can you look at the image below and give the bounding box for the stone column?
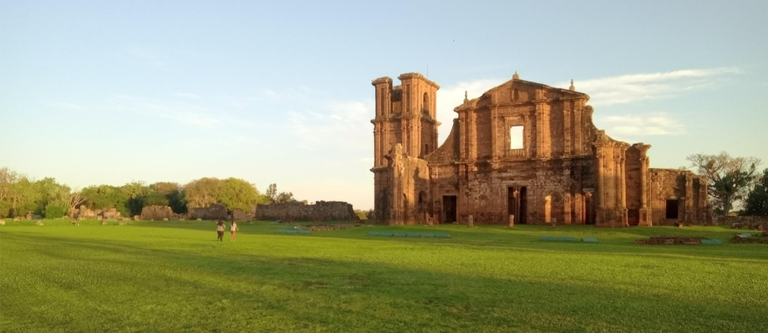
[639,156,650,226]
[613,152,624,209]
[597,152,605,210]
[535,103,544,158]
[563,101,572,157]
[618,156,627,208]
[491,106,497,157]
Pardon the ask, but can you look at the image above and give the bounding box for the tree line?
[0,167,302,219]
[4,151,767,219]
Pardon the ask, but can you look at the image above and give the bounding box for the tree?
[265,183,277,203]
[184,178,222,209]
[69,190,86,217]
[33,177,70,217]
[149,182,185,213]
[82,185,131,216]
[742,169,768,216]
[688,152,761,215]
[218,178,260,212]
[150,182,180,196]
[141,192,170,207]
[274,191,296,204]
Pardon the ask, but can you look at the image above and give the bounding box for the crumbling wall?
[231,209,253,222]
[188,204,229,220]
[715,216,768,228]
[140,205,173,221]
[649,168,711,226]
[255,201,358,222]
[74,207,122,219]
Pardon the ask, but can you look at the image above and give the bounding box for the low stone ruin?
[716,216,768,230]
[188,204,229,221]
[730,233,768,244]
[35,221,44,226]
[73,206,122,220]
[635,236,704,245]
[255,201,358,222]
[140,205,172,221]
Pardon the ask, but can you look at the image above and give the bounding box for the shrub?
[44,204,68,219]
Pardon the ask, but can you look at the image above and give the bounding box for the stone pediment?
[457,78,589,111]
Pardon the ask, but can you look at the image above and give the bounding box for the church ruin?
[371,72,711,227]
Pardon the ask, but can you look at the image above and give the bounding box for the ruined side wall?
[385,150,430,225]
[649,169,685,225]
[255,201,358,222]
[649,169,711,225]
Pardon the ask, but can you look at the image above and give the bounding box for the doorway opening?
[443,196,457,223]
[666,199,679,219]
[506,186,527,224]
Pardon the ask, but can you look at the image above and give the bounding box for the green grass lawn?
[1,219,767,333]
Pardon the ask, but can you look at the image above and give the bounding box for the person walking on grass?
[230,218,239,241]
[216,220,225,241]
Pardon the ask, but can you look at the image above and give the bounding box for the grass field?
[1,219,767,333]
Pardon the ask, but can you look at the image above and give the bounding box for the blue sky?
[1,1,767,210]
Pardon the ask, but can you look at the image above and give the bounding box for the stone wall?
[231,209,254,222]
[714,215,768,228]
[255,201,358,222]
[140,204,249,221]
[188,203,229,220]
[140,205,173,221]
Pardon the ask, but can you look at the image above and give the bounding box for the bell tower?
[371,72,440,167]
[371,73,440,223]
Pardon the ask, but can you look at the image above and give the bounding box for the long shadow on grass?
[3,232,768,333]
[127,221,768,261]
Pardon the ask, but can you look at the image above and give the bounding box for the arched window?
[423,92,429,112]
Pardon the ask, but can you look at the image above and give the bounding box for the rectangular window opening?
[510,126,524,149]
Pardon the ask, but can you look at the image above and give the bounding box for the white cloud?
[430,67,738,143]
[559,67,740,106]
[287,100,373,151]
[596,112,686,137]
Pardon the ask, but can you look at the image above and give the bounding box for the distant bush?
[44,204,68,219]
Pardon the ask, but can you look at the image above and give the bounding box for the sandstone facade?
[255,201,358,222]
[371,72,711,227]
